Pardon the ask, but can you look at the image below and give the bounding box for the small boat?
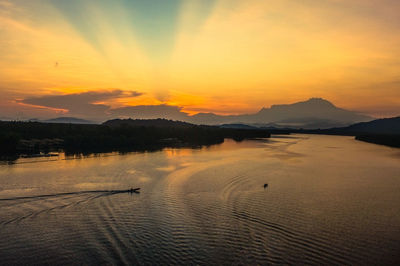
[129,188,141,193]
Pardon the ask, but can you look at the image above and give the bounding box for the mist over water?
[0,135,399,265]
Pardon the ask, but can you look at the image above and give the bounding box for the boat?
[129,188,141,193]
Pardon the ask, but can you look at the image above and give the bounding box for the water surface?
[0,135,399,264]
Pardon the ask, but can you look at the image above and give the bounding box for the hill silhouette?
[299,116,400,148]
[22,98,372,129]
[307,116,400,135]
[337,117,400,148]
[43,117,95,124]
[189,98,372,127]
[342,116,400,135]
[103,118,195,128]
[0,119,271,159]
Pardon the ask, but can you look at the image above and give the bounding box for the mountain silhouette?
[25,98,373,129]
[188,98,372,128]
[321,116,400,135]
[311,116,400,148]
[43,117,95,124]
[103,118,195,128]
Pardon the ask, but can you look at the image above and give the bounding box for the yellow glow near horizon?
[0,0,399,118]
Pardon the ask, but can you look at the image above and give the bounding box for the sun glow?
[1,0,400,119]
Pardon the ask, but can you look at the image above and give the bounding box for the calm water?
[0,134,399,265]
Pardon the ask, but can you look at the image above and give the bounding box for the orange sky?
[0,0,399,119]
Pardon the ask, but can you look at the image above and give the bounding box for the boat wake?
[0,189,140,202]
[0,189,140,226]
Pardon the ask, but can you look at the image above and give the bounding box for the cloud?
[19,90,143,119]
[16,90,195,122]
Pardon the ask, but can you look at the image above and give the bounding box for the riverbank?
[0,119,270,159]
[355,134,400,148]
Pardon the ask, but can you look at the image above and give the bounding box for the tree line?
[0,119,271,158]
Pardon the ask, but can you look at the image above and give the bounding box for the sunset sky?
[0,0,399,120]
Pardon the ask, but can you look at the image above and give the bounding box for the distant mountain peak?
[73,97,372,129]
[266,97,335,111]
[43,117,95,124]
[236,97,372,128]
[305,97,335,106]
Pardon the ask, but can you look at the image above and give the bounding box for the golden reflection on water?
[0,135,399,265]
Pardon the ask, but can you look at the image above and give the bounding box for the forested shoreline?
[355,135,400,148]
[0,119,271,159]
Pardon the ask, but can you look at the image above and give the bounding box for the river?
[0,134,399,264]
